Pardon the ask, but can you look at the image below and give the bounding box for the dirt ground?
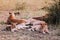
[0,24,60,40]
[0,11,60,40]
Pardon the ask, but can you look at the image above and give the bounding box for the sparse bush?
[41,1,60,25]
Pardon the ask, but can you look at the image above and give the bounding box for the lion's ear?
[14,12,20,15]
[9,12,12,14]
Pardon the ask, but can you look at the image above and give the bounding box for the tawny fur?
[7,12,27,25]
[6,12,49,33]
[27,18,49,34]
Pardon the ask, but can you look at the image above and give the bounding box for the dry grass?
[0,11,60,40]
[0,0,59,40]
[0,24,60,40]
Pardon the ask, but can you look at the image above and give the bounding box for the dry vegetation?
[0,0,60,40]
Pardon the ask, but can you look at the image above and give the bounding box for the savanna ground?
[0,0,60,40]
[0,11,60,40]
